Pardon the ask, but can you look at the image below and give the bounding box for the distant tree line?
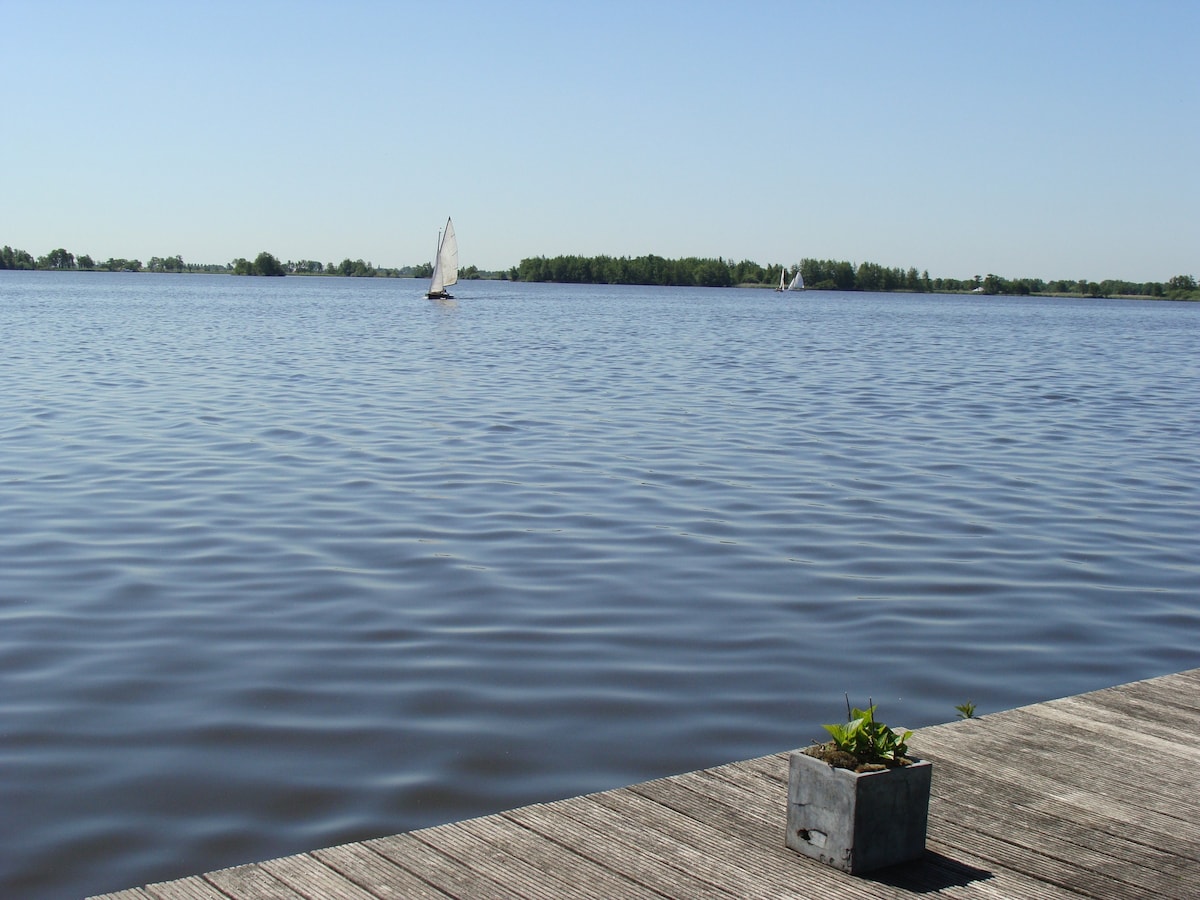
[1,243,500,280]
[2,245,230,274]
[4,242,1196,299]
[511,253,1199,300]
[512,254,737,287]
[797,259,1050,295]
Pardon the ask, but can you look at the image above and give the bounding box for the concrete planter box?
[785,748,932,874]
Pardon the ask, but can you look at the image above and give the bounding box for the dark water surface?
[2,272,1197,898]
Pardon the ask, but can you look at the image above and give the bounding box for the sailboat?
[775,267,786,292]
[787,269,804,291]
[425,217,458,299]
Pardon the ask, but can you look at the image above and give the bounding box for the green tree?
[855,261,883,291]
[39,248,75,269]
[0,245,28,268]
[732,259,766,284]
[253,251,285,276]
[695,258,733,287]
[831,260,856,290]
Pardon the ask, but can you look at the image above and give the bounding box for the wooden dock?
[91,668,1200,899]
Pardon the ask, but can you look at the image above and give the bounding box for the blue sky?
[3,0,1196,281]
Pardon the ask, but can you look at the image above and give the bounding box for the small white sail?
[788,270,804,291]
[438,219,458,289]
[427,217,459,298]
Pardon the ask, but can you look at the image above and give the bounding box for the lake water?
[2,271,1197,899]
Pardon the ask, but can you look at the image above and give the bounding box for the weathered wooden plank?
[1084,678,1200,715]
[1005,702,1200,769]
[1165,668,1200,692]
[144,875,247,900]
[585,788,842,899]
[930,816,1162,900]
[547,794,787,900]
[445,810,648,898]
[919,726,1200,840]
[629,774,780,850]
[417,815,621,900]
[503,797,741,900]
[923,713,1184,789]
[1103,670,1200,713]
[365,831,530,900]
[928,788,1198,897]
[915,706,1200,900]
[570,792,1011,900]
[916,840,1087,900]
[311,842,449,900]
[587,787,901,900]
[1060,684,1200,738]
[731,752,790,784]
[596,783,1074,900]
[927,757,1200,869]
[259,851,385,900]
[669,767,787,832]
[701,760,790,808]
[936,753,1200,859]
[620,777,939,900]
[922,744,1200,852]
[87,890,155,900]
[202,862,308,899]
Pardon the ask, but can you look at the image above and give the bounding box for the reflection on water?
[1,272,1197,899]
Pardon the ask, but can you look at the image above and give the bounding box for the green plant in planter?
[788,698,931,872]
[809,699,914,771]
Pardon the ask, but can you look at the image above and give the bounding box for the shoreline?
[2,268,1192,301]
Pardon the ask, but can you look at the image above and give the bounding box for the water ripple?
[1,274,1198,899]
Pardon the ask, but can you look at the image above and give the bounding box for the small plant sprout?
[819,697,913,766]
[955,701,977,720]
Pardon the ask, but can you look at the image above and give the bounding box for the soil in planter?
[803,741,917,773]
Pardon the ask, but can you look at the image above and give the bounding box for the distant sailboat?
[787,270,804,291]
[425,217,458,299]
[775,267,786,292]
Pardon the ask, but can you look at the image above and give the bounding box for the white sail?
[439,218,458,289]
[427,217,458,296]
[788,270,804,290]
